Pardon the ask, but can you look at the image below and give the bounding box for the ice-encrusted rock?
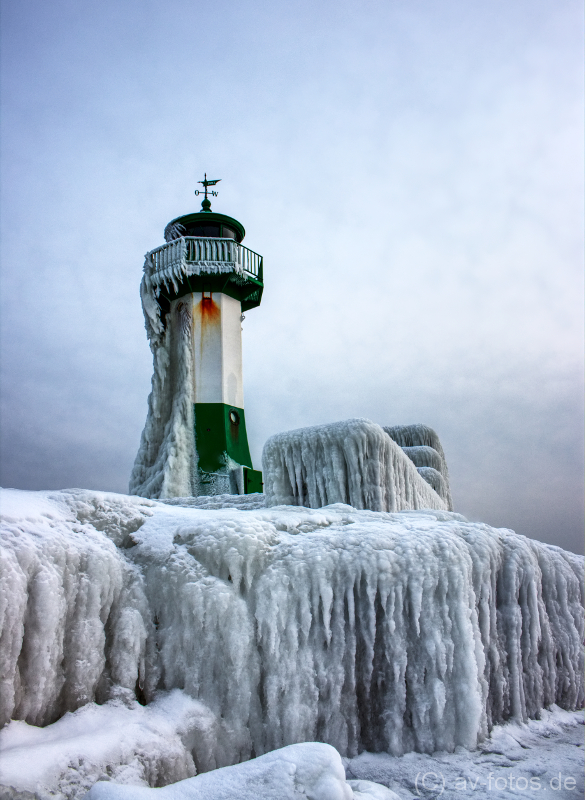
[384,424,447,456]
[262,419,448,512]
[1,488,583,768]
[401,445,443,473]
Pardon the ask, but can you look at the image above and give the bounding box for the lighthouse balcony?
[143,237,263,313]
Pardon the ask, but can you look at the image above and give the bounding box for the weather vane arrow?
[195,173,221,200]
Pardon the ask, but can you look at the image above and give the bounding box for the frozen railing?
[146,237,263,283]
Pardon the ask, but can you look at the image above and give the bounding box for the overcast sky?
[1,0,583,553]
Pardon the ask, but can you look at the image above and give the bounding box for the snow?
[0,691,208,794]
[345,706,584,799]
[262,419,448,512]
[1,712,398,800]
[2,487,582,770]
[0,698,580,799]
[159,493,266,510]
[81,742,388,800]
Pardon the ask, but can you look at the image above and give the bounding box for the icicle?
[2,489,582,763]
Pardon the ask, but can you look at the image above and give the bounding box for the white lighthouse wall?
[221,294,245,409]
[130,290,246,500]
[192,292,244,408]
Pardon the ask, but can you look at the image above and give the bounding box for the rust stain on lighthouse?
[199,294,220,324]
[195,294,221,340]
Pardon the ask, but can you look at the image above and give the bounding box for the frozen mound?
[1,488,583,773]
[262,419,448,512]
[0,691,209,794]
[415,465,449,500]
[384,424,453,510]
[1,698,396,800]
[82,742,398,800]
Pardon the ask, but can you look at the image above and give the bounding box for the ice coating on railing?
[1,488,583,762]
[385,425,453,510]
[402,445,443,472]
[262,418,448,512]
[142,238,243,311]
[416,466,450,502]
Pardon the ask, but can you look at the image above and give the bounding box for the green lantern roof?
[164,174,245,243]
[164,211,245,243]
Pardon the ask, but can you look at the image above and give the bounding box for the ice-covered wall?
[262,419,448,512]
[1,488,583,765]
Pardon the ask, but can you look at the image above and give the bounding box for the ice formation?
[384,424,453,510]
[346,706,584,799]
[132,262,456,511]
[1,487,583,776]
[129,293,197,499]
[262,419,449,512]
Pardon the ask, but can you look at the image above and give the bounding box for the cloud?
[1,0,582,553]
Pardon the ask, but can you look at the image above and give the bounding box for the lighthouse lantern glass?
[181,222,237,240]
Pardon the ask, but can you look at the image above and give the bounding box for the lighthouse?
[130,177,264,499]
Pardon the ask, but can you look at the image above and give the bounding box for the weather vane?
[194,173,221,200]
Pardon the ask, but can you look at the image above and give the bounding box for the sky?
[1,0,583,554]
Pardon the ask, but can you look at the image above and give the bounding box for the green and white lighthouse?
[130,176,264,498]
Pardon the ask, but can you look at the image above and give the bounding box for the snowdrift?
[1,487,582,773]
[0,700,398,800]
[82,742,397,800]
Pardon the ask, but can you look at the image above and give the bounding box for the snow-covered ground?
[0,698,581,799]
[345,706,584,799]
[1,488,583,799]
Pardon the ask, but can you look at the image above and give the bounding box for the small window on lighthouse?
[229,410,240,425]
[221,226,236,240]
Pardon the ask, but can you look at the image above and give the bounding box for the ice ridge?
[1,488,583,765]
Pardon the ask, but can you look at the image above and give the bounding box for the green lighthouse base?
[194,403,262,495]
